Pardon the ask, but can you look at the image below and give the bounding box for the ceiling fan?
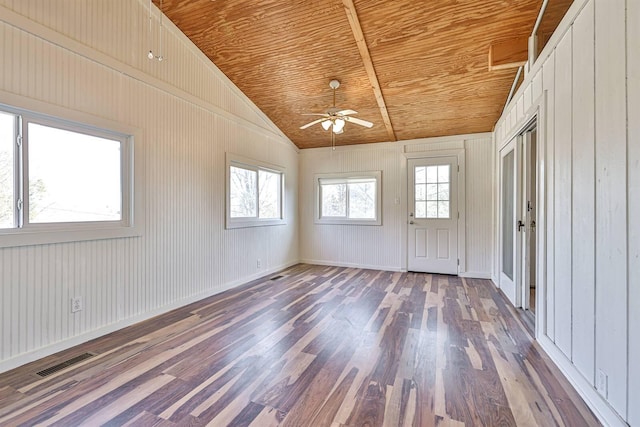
[300,80,373,135]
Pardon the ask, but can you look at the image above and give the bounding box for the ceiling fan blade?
[336,109,357,116]
[302,113,330,117]
[300,118,327,130]
[345,116,373,128]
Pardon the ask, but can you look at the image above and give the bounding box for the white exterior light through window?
[315,171,382,225]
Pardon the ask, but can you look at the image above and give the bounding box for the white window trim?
[225,153,285,229]
[0,99,144,248]
[314,171,382,226]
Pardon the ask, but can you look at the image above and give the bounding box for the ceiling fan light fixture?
[321,120,332,131]
[333,118,345,133]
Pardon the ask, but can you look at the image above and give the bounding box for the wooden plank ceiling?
[157,0,572,149]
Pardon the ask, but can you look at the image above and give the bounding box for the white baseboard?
[459,271,492,279]
[538,336,628,427]
[299,259,404,272]
[0,260,298,374]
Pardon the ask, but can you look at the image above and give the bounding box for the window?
[0,104,141,248]
[414,164,449,219]
[226,154,284,228]
[315,171,382,225]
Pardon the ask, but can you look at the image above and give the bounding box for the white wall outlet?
[71,296,83,313]
[257,259,262,269]
[597,369,608,398]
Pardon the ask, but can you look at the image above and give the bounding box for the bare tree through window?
[229,163,282,221]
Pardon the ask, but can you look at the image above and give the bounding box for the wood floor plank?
[0,264,601,426]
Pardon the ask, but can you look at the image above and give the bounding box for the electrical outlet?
[257,259,262,269]
[71,296,83,313]
[597,369,608,398]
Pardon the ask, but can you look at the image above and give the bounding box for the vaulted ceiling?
[157,0,572,149]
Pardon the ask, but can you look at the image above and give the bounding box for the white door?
[499,139,521,305]
[407,157,458,274]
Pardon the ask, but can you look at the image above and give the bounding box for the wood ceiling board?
[159,0,385,149]
[355,0,543,138]
[157,0,573,149]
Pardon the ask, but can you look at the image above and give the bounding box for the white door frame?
[404,149,466,274]
[498,92,547,339]
[521,126,537,314]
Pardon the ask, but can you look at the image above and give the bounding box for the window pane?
[426,184,438,201]
[502,151,515,280]
[426,201,438,218]
[28,123,122,223]
[426,166,438,183]
[438,165,450,183]
[230,165,257,218]
[258,169,280,219]
[415,167,426,184]
[438,201,450,218]
[438,183,449,201]
[321,183,346,217]
[415,183,426,201]
[0,112,15,228]
[415,201,426,218]
[348,181,375,219]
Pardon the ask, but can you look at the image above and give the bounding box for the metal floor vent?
[270,275,285,280]
[36,352,94,377]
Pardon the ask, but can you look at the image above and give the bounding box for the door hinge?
[457,165,460,172]
[457,212,460,219]
[457,258,460,266]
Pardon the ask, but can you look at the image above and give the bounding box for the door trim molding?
[403,149,466,274]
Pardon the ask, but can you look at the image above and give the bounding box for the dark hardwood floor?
[0,264,600,426]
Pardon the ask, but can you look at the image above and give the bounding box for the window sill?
[314,218,381,226]
[0,224,143,248]
[225,219,286,229]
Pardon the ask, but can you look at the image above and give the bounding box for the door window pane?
[28,123,122,223]
[0,112,15,228]
[415,163,450,219]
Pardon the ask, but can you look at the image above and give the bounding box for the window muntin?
[315,172,381,225]
[0,104,138,247]
[226,155,285,228]
[415,165,450,219]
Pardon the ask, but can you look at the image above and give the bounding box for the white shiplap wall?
[299,135,494,276]
[0,0,298,372]
[493,0,638,425]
